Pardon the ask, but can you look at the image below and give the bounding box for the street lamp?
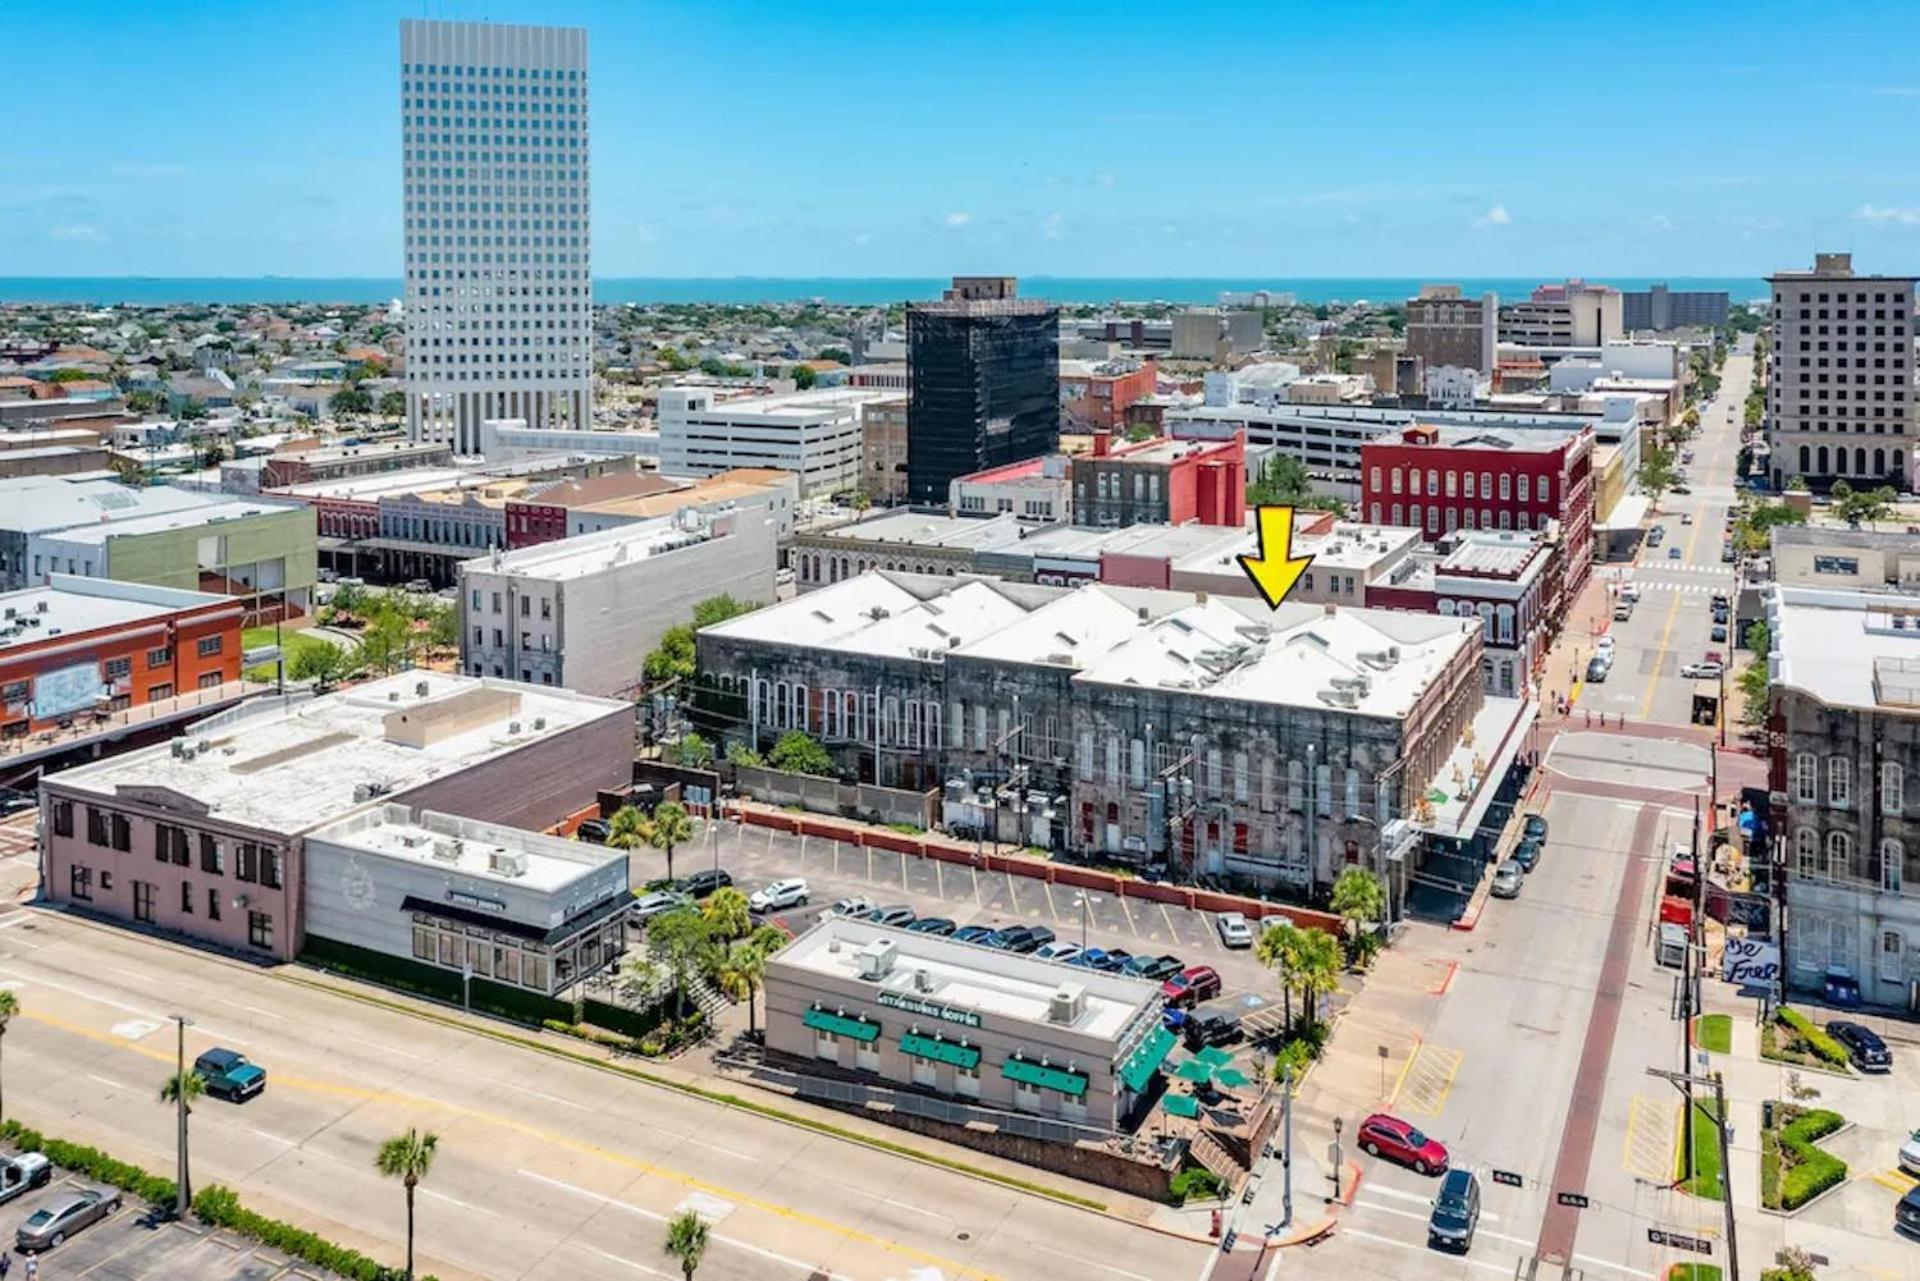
[1072,892,1100,951]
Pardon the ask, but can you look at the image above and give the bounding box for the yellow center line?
[21,1006,1005,1280]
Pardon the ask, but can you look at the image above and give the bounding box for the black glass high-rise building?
[906,277,1060,505]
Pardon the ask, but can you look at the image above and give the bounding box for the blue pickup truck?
[193,1047,267,1101]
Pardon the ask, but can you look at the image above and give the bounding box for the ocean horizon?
[0,275,1772,308]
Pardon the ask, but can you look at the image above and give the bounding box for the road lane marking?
[573,1242,676,1277]
[1394,1043,1463,1117]
[1027,1239,1156,1281]
[503,1081,589,1110]
[1337,1226,1512,1276]
[1622,1095,1677,1182]
[84,1072,127,1090]
[518,1170,863,1281]
[1360,1184,1498,1220]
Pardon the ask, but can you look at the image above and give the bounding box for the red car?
[1160,965,1222,1008]
[1356,1113,1449,1175]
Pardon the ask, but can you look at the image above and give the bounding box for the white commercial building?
[656,387,885,497]
[458,508,776,696]
[401,20,593,455]
[479,418,660,465]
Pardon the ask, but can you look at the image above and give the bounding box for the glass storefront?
[409,911,624,996]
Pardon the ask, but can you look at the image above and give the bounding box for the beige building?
[1405,285,1498,373]
[1499,281,1624,348]
[1771,526,1920,592]
[1765,253,1917,492]
[860,396,910,505]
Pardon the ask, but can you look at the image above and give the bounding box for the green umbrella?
[1161,1093,1200,1118]
[1213,1067,1252,1088]
[1173,1058,1215,1083]
[1195,1046,1235,1068]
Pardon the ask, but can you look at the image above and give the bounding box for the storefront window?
[466,937,489,978]
[522,953,548,992]
[493,945,519,986]
[413,926,435,961]
[438,932,458,966]
[955,1063,979,1099]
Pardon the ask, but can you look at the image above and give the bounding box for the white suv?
[748,878,809,913]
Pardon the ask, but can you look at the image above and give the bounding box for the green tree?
[791,364,817,390]
[48,367,91,383]
[644,801,696,881]
[178,396,209,422]
[125,390,162,415]
[692,595,757,629]
[1836,483,1897,529]
[847,491,873,512]
[329,582,367,616]
[1256,921,1302,1027]
[1732,501,1806,556]
[1246,452,1344,514]
[662,1208,711,1280]
[1739,621,1772,724]
[1638,444,1679,508]
[289,640,353,690]
[1290,928,1345,1031]
[714,924,788,1036]
[329,386,373,418]
[643,625,697,684]
[159,1067,206,1207]
[605,804,650,854]
[669,733,715,767]
[767,730,834,777]
[1329,867,1386,945]
[700,886,752,941]
[379,389,406,418]
[0,990,17,1124]
[725,741,765,768]
[375,1128,440,1281]
[818,346,851,365]
[648,906,720,1019]
[356,608,413,675]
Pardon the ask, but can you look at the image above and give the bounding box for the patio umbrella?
[1161,1093,1200,1119]
[1212,1067,1252,1089]
[1194,1046,1235,1068]
[1172,1057,1216,1083]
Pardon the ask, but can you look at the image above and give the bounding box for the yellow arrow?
[1237,505,1315,609]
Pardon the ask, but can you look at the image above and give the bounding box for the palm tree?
[714,925,787,1037]
[158,1068,205,1206]
[1290,929,1345,1032]
[375,1128,440,1281]
[662,1209,710,1280]
[646,802,696,882]
[0,990,18,1124]
[700,886,752,941]
[1329,867,1386,952]
[1256,921,1302,1027]
[605,804,649,855]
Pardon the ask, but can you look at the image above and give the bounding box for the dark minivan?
[1828,1020,1892,1072]
[1427,1168,1481,1252]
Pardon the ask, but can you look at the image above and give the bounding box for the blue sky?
[5,0,1920,278]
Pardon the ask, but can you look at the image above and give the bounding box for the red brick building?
[1360,423,1594,613]
[0,576,242,741]
[1071,430,1246,528]
[504,472,685,549]
[1059,358,1158,432]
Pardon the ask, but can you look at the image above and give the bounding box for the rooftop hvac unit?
[34,601,47,614]
[171,740,188,758]
[1048,982,1087,1025]
[415,680,429,697]
[912,967,934,993]
[488,848,529,877]
[430,838,462,862]
[532,716,546,730]
[508,720,522,735]
[856,938,897,981]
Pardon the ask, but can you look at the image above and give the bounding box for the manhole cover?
[956,1231,971,1242]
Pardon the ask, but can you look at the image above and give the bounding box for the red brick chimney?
[1092,429,1112,458]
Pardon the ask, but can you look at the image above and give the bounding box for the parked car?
[1899,1184,1920,1238]
[1024,926,1057,952]
[1491,861,1525,899]
[1587,656,1612,683]
[0,1153,52,1206]
[829,896,877,918]
[1215,912,1255,949]
[193,1047,266,1101]
[905,917,957,936]
[404,578,434,595]
[1680,512,1694,525]
[951,925,997,945]
[1710,623,1728,643]
[1357,1113,1450,1175]
[633,890,691,923]
[748,878,809,913]
[574,818,612,845]
[1899,1128,1920,1176]
[1095,948,1135,973]
[681,869,733,899]
[1668,545,1683,559]
[1681,661,1724,680]
[1522,813,1549,843]
[1161,965,1223,1008]
[1182,1012,1242,1051]
[870,904,916,928]
[1126,954,1184,981]
[1672,483,1692,495]
[1066,946,1109,969]
[1034,940,1083,963]
[1595,635,1615,654]
[1513,838,1542,873]
[0,789,35,817]
[17,1188,121,1251]
[1828,1020,1892,1072]
[1649,525,1666,546]
[1428,1169,1481,1252]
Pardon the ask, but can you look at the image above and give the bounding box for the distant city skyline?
[7,0,1920,279]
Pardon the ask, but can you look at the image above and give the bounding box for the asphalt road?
[0,904,1214,1281]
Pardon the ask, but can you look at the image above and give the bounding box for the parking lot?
[667,817,1295,1009]
[0,1167,338,1281]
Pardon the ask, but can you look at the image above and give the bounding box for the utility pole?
[171,1013,192,1219]
[1680,792,1702,1185]
[1156,748,1197,876]
[1279,1062,1293,1229]
[1648,1066,1741,1281]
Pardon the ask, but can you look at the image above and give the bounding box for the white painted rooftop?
[0,574,231,650]
[308,804,622,895]
[44,498,295,545]
[47,672,630,835]
[460,512,730,583]
[775,917,1158,1043]
[1768,584,1920,710]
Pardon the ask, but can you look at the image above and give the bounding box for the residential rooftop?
[772,917,1158,1043]
[45,671,631,834]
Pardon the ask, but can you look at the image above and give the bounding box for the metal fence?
[736,1059,1118,1147]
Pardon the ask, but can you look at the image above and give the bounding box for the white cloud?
[1856,203,1920,225]
[48,224,98,241]
[1473,204,1511,228]
[1042,212,1064,240]
[945,211,971,228]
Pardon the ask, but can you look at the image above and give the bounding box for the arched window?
[1799,445,1810,474]
[1796,826,1818,877]
[1817,445,1830,474]
[1876,447,1888,477]
[1885,762,1905,815]
[1856,447,1868,476]
[1827,830,1853,881]
[1881,838,1905,894]
[1794,752,1817,803]
[1829,755,1852,808]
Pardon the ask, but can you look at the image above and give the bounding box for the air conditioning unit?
[488,848,529,877]
[912,967,934,993]
[1048,982,1086,1025]
[431,838,462,862]
[856,938,897,981]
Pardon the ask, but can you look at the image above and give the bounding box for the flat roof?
[46,672,630,834]
[1772,525,1920,552]
[1103,436,1237,466]
[268,467,472,501]
[0,476,213,535]
[812,510,1031,553]
[1170,522,1417,576]
[462,513,731,583]
[573,471,789,521]
[308,803,623,895]
[772,917,1158,1044]
[273,440,445,464]
[44,498,294,546]
[1439,534,1546,577]
[0,574,233,652]
[1767,584,1920,710]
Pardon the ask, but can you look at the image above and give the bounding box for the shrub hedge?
[1777,1107,1847,1210]
[1777,1008,1851,1069]
[0,1120,175,1205]
[1169,1167,1225,1203]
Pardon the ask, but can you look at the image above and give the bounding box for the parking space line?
[899,850,909,891]
[865,845,875,881]
[1872,1168,1919,1193]
[1117,894,1137,936]
[1622,1094,1677,1182]
[935,859,945,899]
[971,865,982,906]
[1394,1043,1463,1117]
[1159,904,1178,941]
[1042,880,1058,922]
[1383,1037,1422,1108]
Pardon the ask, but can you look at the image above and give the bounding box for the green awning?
[901,1032,981,1069]
[1120,1025,1178,1093]
[802,1006,881,1043]
[1001,1056,1089,1097]
[1161,1093,1201,1118]
[1173,1057,1216,1083]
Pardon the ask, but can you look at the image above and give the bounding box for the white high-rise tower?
[400,19,592,455]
